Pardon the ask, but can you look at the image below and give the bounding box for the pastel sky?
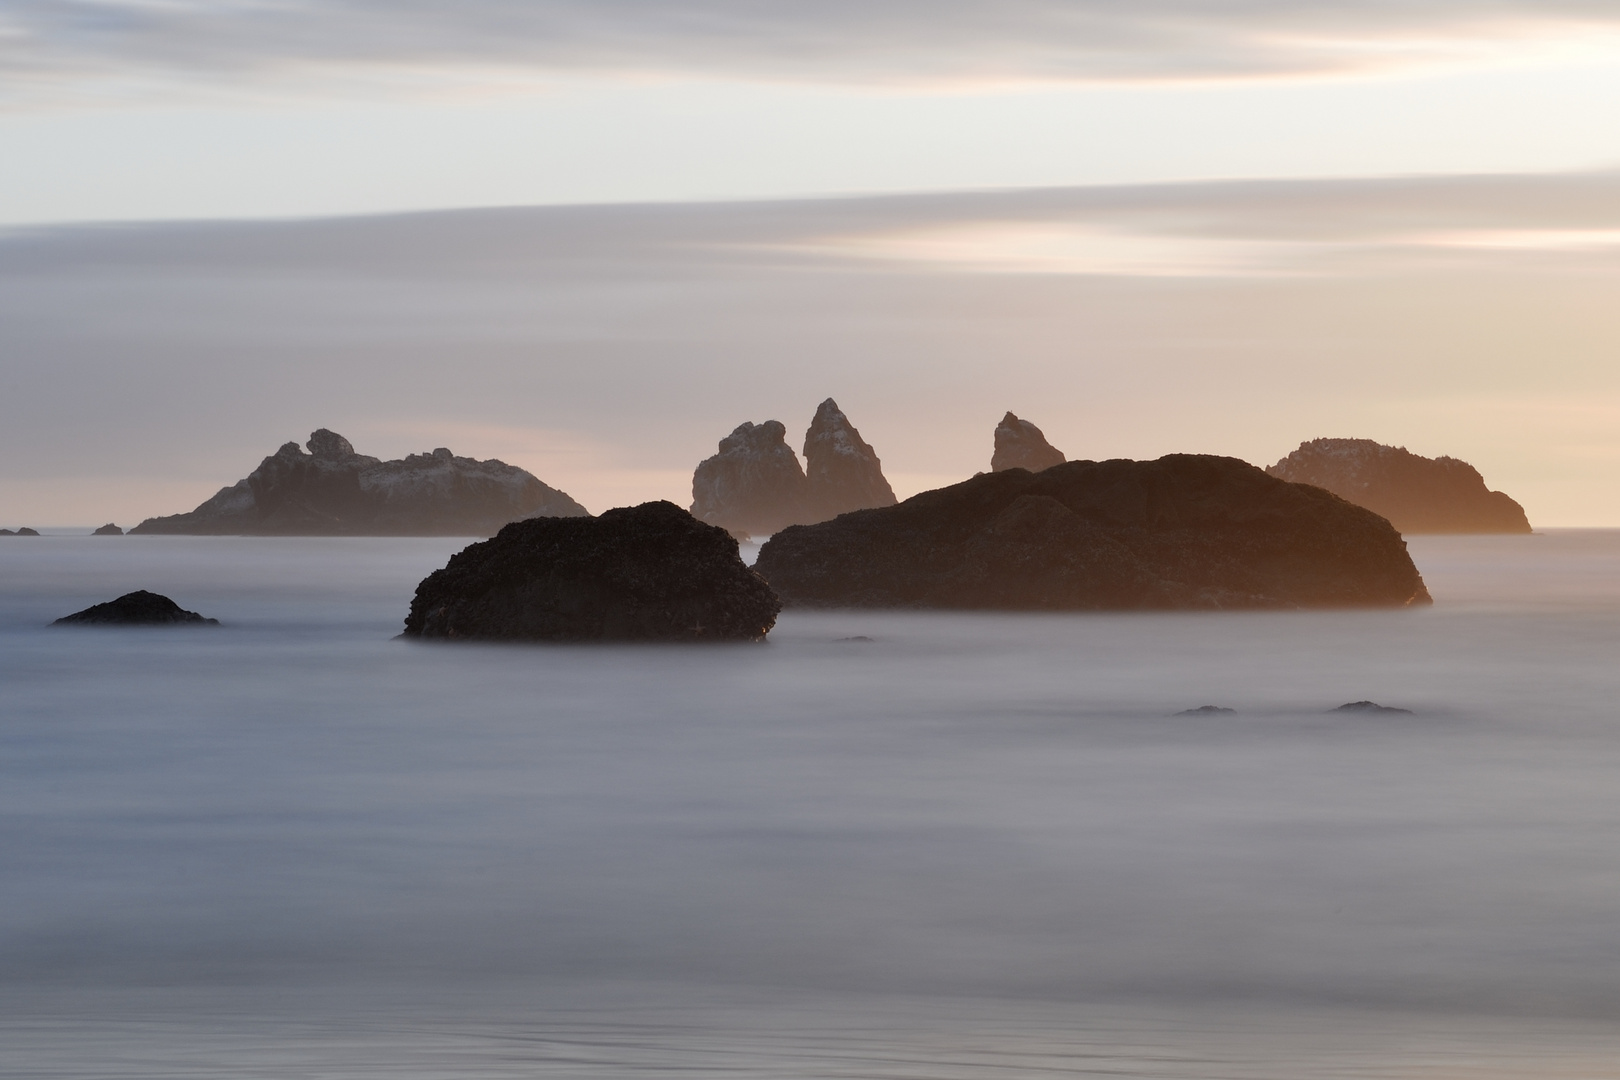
[3,2,1620,525]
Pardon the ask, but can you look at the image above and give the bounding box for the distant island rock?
[53,590,219,626]
[754,455,1431,610]
[130,429,588,536]
[1332,700,1413,714]
[402,500,781,642]
[92,523,124,535]
[1266,438,1530,534]
[0,527,40,536]
[690,420,811,537]
[690,399,896,538]
[991,412,1065,473]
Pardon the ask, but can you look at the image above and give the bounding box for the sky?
[3,2,1620,525]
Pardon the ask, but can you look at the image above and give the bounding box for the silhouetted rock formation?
[690,421,811,537]
[1332,700,1413,714]
[131,429,587,536]
[53,590,219,626]
[403,501,781,642]
[1266,438,1530,534]
[802,399,897,521]
[689,400,896,537]
[755,455,1430,611]
[1177,705,1236,715]
[0,527,39,536]
[92,523,124,536]
[991,412,1065,473]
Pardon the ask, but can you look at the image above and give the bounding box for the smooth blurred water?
[4,531,1620,1077]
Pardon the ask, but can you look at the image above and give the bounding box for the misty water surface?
[4,531,1620,1077]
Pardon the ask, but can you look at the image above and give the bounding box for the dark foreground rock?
[131,429,588,536]
[92,523,124,535]
[991,412,1065,473]
[53,590,219,626]
[690,420,811,536]
[403,501,781,642]
[755,455,1431,610]
[1267,438,1530,534]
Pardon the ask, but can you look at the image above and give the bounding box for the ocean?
[5,530,1620,1077]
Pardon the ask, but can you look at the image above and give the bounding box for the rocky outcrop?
[754,455,1430,611]
[991,412,1065,473]
[131,430,588,536]
[690,421,811,537]
[803,398,897,521]
[689,400,896,537]
[402,501,781,642]
[1266,438,1530,534]
[0,528,40,536]
[53,590,219,626]
[92,523,124,536]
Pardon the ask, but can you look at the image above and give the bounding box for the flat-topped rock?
[991,412,1065,473]
[1267,438,1530,534]
[690,420,811,537]
[403,501,781,642]
[131,429,587,536]
[53,590,219,626]
[755,455,1431,611]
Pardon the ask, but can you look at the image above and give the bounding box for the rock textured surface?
[53,590,219,626]
[755,455,1430,611]
[132,430,588,536]
[1267,438,1530,534]
[403,501,781,642]
[991,412,1066,473]
[802,399,897,522]
[690,421,811,537]
[689,400,896,537]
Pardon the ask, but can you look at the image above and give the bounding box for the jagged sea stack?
[991,412,1065,473]
[131,429,587,536]
[802,399,897,521]
[690,420,811,537]
[403,501,781,642]
[755,455,1431,611]
[1267,438,1530,534]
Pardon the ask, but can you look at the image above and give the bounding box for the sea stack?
[991,412,1065,473]
[690,420,811,537]
[802,398,897,521]
[92,523,124,536]
[1267,438,1530,534]
[403,501,781,642]
[755,455,1430,611]
[131,429,587,536]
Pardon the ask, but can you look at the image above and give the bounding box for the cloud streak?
[6,1,1620,100]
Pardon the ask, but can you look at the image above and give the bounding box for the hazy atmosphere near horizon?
[9,5,1620,1079]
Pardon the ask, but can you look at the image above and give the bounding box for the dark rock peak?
[307,428,357,459]
[15,528,39,536]
[690,420,810,538]
[130,430,587,536]
[755,454,1431,612]
[53,590,219,626]
[991,412,1066,473]
[1267,437,1530,534]
[1332,700,1413,714]
[1177,705,1236,715]
[802,398,897,520]
[403,500,781,643]
[92,523,124,535]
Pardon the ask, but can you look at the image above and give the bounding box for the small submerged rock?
[1177,705,1236,715]
[53,590,220,626]
[403,501,781,643]
[92,523,124,536]
[1332,700,1413,714]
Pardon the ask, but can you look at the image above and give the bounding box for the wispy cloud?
[7,2,1620,103]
